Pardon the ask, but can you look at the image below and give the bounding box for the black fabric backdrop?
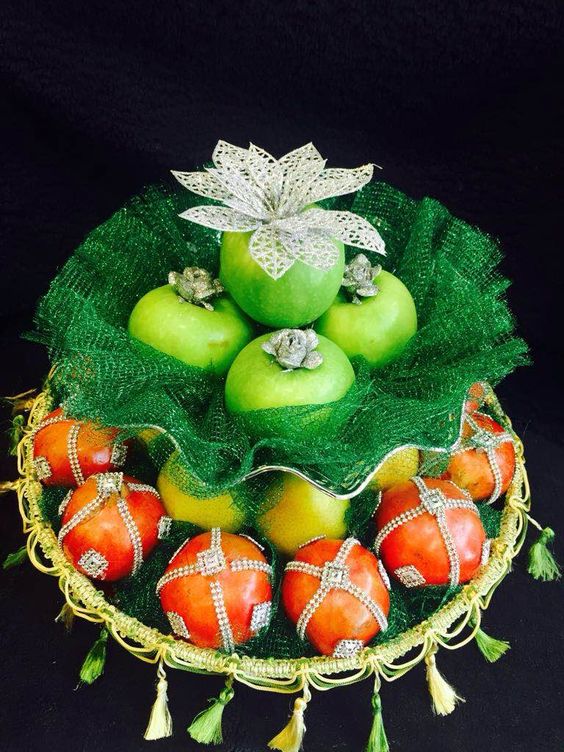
[1,2,563,750]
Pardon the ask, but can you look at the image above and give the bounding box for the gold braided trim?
[13,389,529,695]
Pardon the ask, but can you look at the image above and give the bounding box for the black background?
[1,2,563,750]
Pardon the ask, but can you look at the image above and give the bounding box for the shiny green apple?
[128,284,254,376]
[219,231,345,328]
[315,269,417,367]
[224,332,355,438]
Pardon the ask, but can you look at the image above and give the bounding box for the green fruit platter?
[2,141,559,751]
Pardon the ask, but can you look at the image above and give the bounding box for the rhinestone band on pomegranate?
[285,537,389,647]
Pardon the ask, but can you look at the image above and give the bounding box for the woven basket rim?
[16,388,530,693]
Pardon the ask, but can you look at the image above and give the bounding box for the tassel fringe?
[144,660,173,741]
[268,684,311,752]
[473,623,510,663]
[187,676,234,745]
[425,648,464,716]
[79,627,108,685]
[3,545,27,569]
[366,678,389,752]
[55,602,75,632]
[527,526,561,582]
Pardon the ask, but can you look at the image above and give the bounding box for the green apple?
[157,452,244,532]
[220,229,345,328]
[224,330,355,439]
[128,268,254,376]
[316,258,417,368]
[257,472,349,556]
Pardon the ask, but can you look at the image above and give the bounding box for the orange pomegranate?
[157,529,272,651]
[375,477,488,587]
[33,407,128,487]
[281,537,390,657]
[59,472,168,581]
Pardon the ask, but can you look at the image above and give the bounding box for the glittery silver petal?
[179,205,261,232]
[250,601,272,634]
[394,564,426,588]
[333,639,364,658]
[249,225,295,280]
[171,170,232,201]
[305,164,374,204]
[78,548,109,579]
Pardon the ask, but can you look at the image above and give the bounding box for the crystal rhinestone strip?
[343,580,388,631]
[296,581,330,640]
[157,515,172,540]
[284,561,324,578]
[110,442,127,467]
[239,534,265,551]
[297,535,326,549]
[167,611,191,639]
[209,580,235,653]
[377,559,391,590]
[435,509,460,587]
[116,497,144,575]
[58,493,105,545]
[66,423,85,486]
[58,490,73,517]
[211,526,221,549]
[33,456,52,481]
[394,564,426,587]
[374,506,425,554]
[481,538,492,566]
[127,482,160,497]
[30,412,67,438]
[333,639,364,658]
[333,537,359,566]
[250,601,272,634]
[155,563,199,594]
[77,548,109,579]
[230,558,272,575]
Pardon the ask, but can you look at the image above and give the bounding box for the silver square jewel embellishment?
[97,472,124,496]
[110,443,128,467]
[420,488,445,514]
[167,611,191,639]
[33,456,52,481]
[333,639,364,658]
[197,546,227,576]
[394,564,426,588]
[250,601,272,634]
[78,548,109,579]
[321,561,347,589]
[157,516,173,540]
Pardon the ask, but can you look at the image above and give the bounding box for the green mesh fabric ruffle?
[31,180,528,497]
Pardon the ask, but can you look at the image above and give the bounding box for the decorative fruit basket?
[3,142,559,751]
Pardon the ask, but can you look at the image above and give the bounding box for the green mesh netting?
[30,180,528,498]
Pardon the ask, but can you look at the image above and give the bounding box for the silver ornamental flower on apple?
[172,141,387,328]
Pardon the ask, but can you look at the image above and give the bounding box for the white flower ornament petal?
[173,141,386,279]
[179,205,261,232]
[305,164,374,204]
[249,225,295,280]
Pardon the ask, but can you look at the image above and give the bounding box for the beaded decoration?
[374,477,479,588]
[156,528,273,652]
[452,412,514,503]
[58,473,148,579]
[285,537,388,655]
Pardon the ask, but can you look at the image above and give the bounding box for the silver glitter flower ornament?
[168,267,224,311]
[262,329,323,371]
[172,141,386,280]
[342,253,382,304]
